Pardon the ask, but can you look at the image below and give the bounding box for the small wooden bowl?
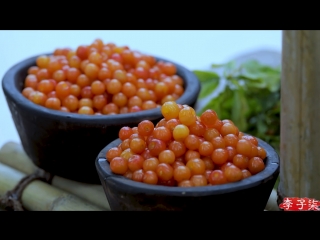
[96,137,279,211]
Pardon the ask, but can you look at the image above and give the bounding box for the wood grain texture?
[279,30,320,199]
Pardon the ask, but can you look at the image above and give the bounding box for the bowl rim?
[95,137,280,196]
[2,53,201,125]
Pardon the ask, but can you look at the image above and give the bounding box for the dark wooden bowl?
[2,53,201,184]
[96,137,279,211]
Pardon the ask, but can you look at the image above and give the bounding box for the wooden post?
[278,30,320,203]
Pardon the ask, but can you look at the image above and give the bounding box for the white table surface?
[0,30,282,148]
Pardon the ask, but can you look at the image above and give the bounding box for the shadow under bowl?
[2,53,201,184]
[96,137,280,211]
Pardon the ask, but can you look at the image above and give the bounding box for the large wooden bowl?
[2,53,201,184]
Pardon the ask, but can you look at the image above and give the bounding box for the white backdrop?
[0,30,282,148]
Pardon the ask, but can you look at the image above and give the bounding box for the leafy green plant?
[193,60,281,153]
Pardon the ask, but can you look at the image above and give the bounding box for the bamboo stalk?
[0,162,103,211]
[265,189,280,211]
[0,142,110,211]
[279,30,320,200]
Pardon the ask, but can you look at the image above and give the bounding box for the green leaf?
[211,62,230,68]
[253,90,280,112]
[193,70,219,83]
[242,78,267,89]
[231,88,249,131]
[237,75,264,83]
[198,91,224,117]
[239,60,281,92]
[256,117,268,137]
[199,86,234,120]
[224,61,237,71]
[198,79,220,99]
[219,87,235,120]
[240,60,261,73]
[274,176,280,189]
[265,75,280,92]
[223,61,238,78]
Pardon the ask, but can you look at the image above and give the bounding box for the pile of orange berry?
[22,39,185,115]
[106,101,267,187]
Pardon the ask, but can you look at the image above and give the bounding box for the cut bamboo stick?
[0,142,110,211]
[265,189,280,211]
[0,162,103,211]
[280,30,320,200]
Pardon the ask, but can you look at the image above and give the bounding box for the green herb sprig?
[194,60,281,153]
